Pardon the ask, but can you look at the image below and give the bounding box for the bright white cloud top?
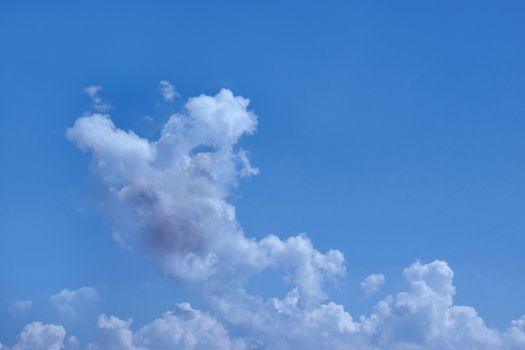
[2,87,524,349]
[0,322,77,350]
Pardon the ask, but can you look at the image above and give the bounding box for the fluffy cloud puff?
[357,260,521,350]
[0,322,79,350]
[88,303,244,350]
[361,274,385,296]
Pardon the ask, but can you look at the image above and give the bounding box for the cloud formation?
[361,274,385,296]
[0,322,78,350]
[4,86,523,349]
[50,287,99,318]
[3,261,525,349]
[159,80,178,103]
[83,85,111,113]
[8,300,32,317]
[66,89,345,316]
[88,303,244,350]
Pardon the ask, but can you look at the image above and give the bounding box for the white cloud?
[1,322,79,350]
[83,85,111,112]
[10,322,66,350]
[90,315,138,350]
[66,89,341,305]
[237,149,259,177]
[9,300,32,316]
[505,316,525,349]
[88,303,244,350]
[358,260,504,349]
[57,87,525,349]
[134,302,246,350]
[361,274,385,296]
[3,261,525,349]
[50,287,99,318]
[159,80,178,103]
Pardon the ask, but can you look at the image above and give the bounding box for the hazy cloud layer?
[8,300,32,317]
[50,287,99,318]
[3,87,523,349]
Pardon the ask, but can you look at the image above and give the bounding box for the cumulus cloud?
[88,303,244,350]
[357,260,512,350]
[50,287,99,318]
[159,80,178,103]
[1,322,72,350]
[361,274,385,296]
[63,87,352,346]
[505,316,525,349]
[9,300,32,316]
[84,85,111,113]
[66,88,342,309]
[5,85,509,349]
[3,262,525,349]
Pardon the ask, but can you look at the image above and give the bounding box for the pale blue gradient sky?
[1,0,525,344]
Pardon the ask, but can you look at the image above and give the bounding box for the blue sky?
[1,1,525,349]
